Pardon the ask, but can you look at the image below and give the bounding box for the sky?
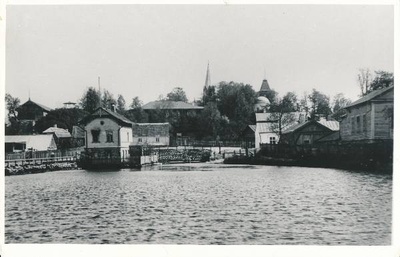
[6,4,394,109]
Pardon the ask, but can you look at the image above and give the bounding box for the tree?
[5,93,20,119]
[199,102,222,138]
[370,71,394,91]
[166,87,188,102]
[80,87,100,113]
[269,92,299,136]
[117,95,126,113]
[358,68,372,97]
[358,69,393,96]
[216,81,257,139]
[202,85,217,105]
[5,93,21,135]
[331,93,352,120]
[130,96,143,109]
[308,89,332,119]
[101,89,117,110]
[35,108,88,134]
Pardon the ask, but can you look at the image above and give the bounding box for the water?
[5,164,392,245]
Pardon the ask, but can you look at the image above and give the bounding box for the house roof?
[16,99,52,112]
[43,126,72,138]
[72,126,85,138]
[316,131,340,143]
[79,107,134,126]
[282,119,339,134]
[260,79,271,92]
[142,101,204,110]
[248,125,256,132]
[345,86,394,108]
[5,135,57,151]
[132,123,170,137]
[257,123,274,133]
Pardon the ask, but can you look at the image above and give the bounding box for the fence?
[5,147,84,161]
[259,140,393,170]
[173,139,244,148]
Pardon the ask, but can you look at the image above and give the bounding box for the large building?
[15,98,52,134]
[339,86,394,141]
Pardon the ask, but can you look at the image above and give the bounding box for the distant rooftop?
[43,125,72,138]
[16,99,52,112]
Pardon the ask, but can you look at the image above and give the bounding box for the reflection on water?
[5,164,392,245]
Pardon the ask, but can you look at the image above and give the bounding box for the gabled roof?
[16,99,52,112]
[282,119,339,134]
[142,101,204,110]
[316,131,340,143]
[5,135,57,151]
[72,126,85,138]
[43,126,72,138]
[79,107,134,126]
[345,86,394,109]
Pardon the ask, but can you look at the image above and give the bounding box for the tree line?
[5,70,393,141]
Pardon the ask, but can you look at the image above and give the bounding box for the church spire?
[202,62,211,103]
[204,61,211,88]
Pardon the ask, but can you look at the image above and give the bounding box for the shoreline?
[224,155,392,174]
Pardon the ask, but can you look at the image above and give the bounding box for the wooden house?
[280,119,339,146]
[339,86,393,142]
[15,99,52,134]
[16,99,51,121]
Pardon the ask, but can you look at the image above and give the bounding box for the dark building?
[15,99,52,134]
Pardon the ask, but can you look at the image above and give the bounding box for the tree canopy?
[167,87,188,102]
[80,87,100,113]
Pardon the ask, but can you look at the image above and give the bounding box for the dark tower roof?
[259,79,270,93]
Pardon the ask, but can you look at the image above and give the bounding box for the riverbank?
[224,155,392,173]
[5,162,79,176]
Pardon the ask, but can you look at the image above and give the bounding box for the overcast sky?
[6,4,394,109]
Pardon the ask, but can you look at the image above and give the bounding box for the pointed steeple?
[204,61,211,88]
[202,62,211,103]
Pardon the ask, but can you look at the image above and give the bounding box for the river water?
[5,164,392,245]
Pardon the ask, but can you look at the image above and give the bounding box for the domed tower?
[254,95,270,112]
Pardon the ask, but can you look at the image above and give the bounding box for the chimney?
[54,124,57,128]
[112,104,117,112]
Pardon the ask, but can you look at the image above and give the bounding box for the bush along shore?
[224,154,392,173]
[5,162,79,176]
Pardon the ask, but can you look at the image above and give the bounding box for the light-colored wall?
[256,132,279,148]
[132,136,169,146]
[85,118,133,149]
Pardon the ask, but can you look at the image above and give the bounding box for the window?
[138,138,142,143]
[269,137,276,145]
[351,117,355,134]
[91,130,100,143]
[106,130,113,143]
[304,140,310,145]
[127,132,129,142]
[356,116,361,133]
[363,114,367,132]
[156,136,160,143]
